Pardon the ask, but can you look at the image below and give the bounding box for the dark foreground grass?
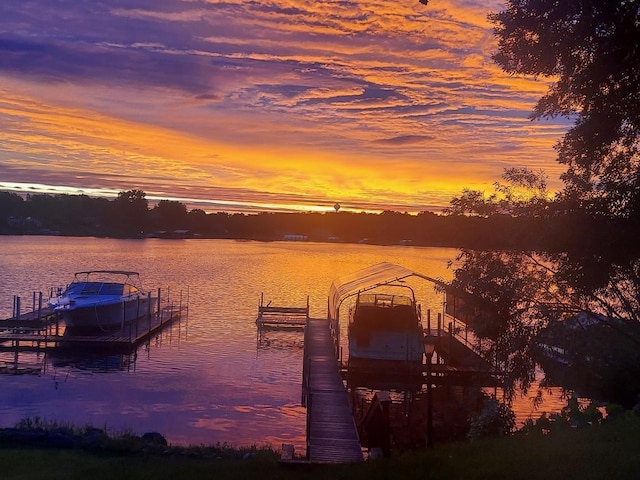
[2,414,640,480]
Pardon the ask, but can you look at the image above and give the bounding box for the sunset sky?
[0,0,569,213]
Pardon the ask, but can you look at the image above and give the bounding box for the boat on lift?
[348,284,424,365]
[328,262,443,375]
[49,270,157,332]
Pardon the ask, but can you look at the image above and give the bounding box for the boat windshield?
[62,270,144,296]
[351,293,419,331]
[357,293,413,308]
[66,282,133,296]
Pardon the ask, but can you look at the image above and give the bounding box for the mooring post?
[15,296,21,321]
[156,288,161,321]
[38,292,43,320]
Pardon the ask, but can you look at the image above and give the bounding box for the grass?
[1,413,640,480]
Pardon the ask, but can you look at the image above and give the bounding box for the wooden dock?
[302,318,362,463]
[256,294,309,330]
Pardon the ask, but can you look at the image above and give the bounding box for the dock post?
[437,312,441,337]
[15,296,21,321]
[32,291,36,313]
[38,292,43,320]
[427,309,431,333]
[156,288,161,321]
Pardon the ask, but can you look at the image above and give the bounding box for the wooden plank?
[259,306,308,314]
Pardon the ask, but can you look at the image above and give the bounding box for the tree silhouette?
[490,0,640,217]
[111,190,149,237]
[448,1,640,404]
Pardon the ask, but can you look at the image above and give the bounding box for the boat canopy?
[328,262,444,321]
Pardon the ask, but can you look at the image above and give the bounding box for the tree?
[111,190,149,236]
[150,200,188,231]
[448,169,640,403]
[451,4,640,403]
[490,1,640,218]
[487,0,640,306]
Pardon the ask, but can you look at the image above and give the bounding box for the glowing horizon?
[0,1,569,214]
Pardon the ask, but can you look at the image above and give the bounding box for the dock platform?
[0,305,185,352]
[302,318,362,463]
[256,294,309,330]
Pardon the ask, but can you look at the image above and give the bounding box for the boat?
[328,262,445,379]
[348,284,425,365]
[49,270,157,331]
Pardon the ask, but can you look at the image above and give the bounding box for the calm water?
[0,236,565,449]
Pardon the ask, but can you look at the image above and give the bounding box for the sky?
[0,0,570,214]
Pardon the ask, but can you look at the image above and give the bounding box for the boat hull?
[348,329,424,363]
[59,296,157,331]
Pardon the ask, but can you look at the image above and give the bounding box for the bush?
[466,397,515,440]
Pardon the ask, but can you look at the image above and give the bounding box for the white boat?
[348,285,424,364]
[49,270,157,331]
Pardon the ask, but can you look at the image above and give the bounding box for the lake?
[0,236,566,450]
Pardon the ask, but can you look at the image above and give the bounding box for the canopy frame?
[328,262,445,322]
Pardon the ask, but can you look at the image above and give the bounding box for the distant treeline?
[0,189,607,251]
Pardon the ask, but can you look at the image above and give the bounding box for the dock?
[256,293,309,330]
[302,317,363,463]
[262,298,501,462]
[0,288,188,352]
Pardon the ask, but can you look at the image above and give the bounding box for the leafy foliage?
[490,0,640,218]
[448,2,640,405]
[489,0,640,217]
[467,397,516,440]
[448,168,640,402]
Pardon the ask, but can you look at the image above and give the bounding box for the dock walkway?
[302,317,362,463]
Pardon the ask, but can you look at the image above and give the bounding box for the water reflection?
[48,350,136,373]
[256,331,304,352]
[0,237,575,450]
